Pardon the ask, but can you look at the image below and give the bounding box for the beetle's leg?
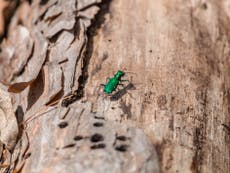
[108,93,113,97]
[116,86,122,91]
[99,78,110,88]
[120,79,129,82]
[118,79,129,88]
[119,80,129,87]
[118,83,125,86]
[106,77,111,83]
[100,78,110,86]
[122,75,133,83]
[99,91,112,100]
[123,71,137,75]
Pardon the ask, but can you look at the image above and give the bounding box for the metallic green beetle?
[103,70,125,94]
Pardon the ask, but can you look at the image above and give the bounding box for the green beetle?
[102,70,125,94]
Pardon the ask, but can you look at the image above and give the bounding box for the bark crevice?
[62,0,112,106]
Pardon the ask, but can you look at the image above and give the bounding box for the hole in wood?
[116,136,127,141]
[94,116,105,120]
[74,135,83,141]
[62,143,76,149]
[24,152,31,159]
[201,3,207,9]
[90,134,104,142]
[115,145,129,152]
[91,143,106,149]
[93,122,104,127]
[58,121,68,128]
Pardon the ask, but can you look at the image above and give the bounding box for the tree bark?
[0,0,229,173]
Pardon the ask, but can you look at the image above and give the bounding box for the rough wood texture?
[86,1,230,172]
[0,84,18,150]
[0,0,229,173]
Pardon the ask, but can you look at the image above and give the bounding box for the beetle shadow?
[110,83,136,101]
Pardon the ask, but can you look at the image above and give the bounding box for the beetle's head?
[115,70,125,78]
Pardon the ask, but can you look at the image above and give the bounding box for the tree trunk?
[0,0,229,173]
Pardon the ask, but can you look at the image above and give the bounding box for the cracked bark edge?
[62,0,112,107]
[0,0,20,42]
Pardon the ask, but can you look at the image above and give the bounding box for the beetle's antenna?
[122,70,137,75]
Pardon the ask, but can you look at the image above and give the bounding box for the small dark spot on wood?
[61,90,82,107]
[115,145,129,152]
[91,143,106,149]
[222,123,230,134]
[93,122,104,127]
[116,136,127,141]
[111,107,115,109]
[191,127,205,172]
[185,131,192,136]
[58,121,68,128]
[58,59,68,64]
[16,105,24,125]
[201,3,207,10]
[157,95,167,109]
[62,143,76,149]
[24,152,31,159]
[149,50,152,53]
[169,115,174,131]
[155,140,167,172]
[108,39,112,42]
[40,0,49,5]
[27,0,32,4]
[94,116,105,120]
[74,135,84,141]
[102,52,108,62]
[90,134,104,142]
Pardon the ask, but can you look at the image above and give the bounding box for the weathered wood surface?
[0,0,229,173]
